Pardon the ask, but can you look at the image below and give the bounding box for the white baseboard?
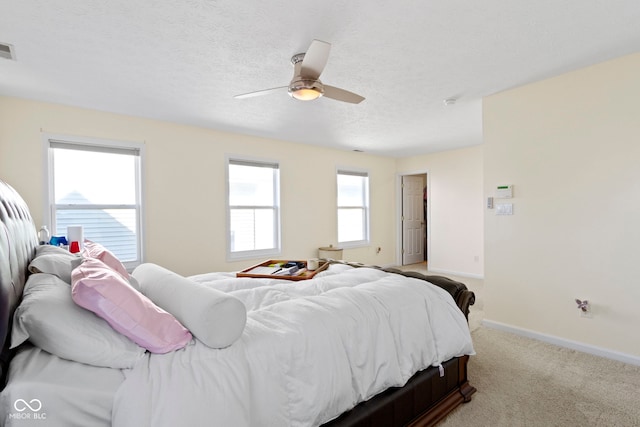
[482,319,640,367]
[426,268,484,280]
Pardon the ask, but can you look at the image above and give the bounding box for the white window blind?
[227,158,280,259]
[337,169,370,245]
[48,139,143,268]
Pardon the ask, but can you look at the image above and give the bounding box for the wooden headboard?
[0,180,38,385]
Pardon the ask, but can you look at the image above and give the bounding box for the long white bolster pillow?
[132,263,247,349]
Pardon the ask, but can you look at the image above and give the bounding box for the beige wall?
[397,145,484,277]
[483,53,640,356]
[0,97,397,275]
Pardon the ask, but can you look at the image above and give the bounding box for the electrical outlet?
[576,299,592,318]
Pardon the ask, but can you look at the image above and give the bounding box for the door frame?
[396,169,431,266]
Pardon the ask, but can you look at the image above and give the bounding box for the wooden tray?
[237,259,329,281]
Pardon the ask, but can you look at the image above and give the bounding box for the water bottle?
[38,226,50,245]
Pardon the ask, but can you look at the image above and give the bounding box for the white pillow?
[28,250,83,283]
[35,244,72,258]
[12,273,146,368]
[132,263,247,349]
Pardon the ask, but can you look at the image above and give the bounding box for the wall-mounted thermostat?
[496,185,513,198]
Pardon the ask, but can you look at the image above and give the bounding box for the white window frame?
[337,168,370,248]
[226,155,281,261]
[42,133,145,270]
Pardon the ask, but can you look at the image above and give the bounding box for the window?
[46,136,144,270]
[227,158,280,259]
[337,169,370,246]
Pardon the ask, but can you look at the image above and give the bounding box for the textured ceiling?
[1,0,639,157]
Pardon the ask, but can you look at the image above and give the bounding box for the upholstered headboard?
[0,180,38,384]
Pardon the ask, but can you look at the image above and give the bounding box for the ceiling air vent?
[0,43,15,60]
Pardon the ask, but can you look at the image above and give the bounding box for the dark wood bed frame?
[0,179,475,426]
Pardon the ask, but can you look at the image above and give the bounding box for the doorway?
[401,173,428,266]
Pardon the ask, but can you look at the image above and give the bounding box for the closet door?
[402,175,425,265]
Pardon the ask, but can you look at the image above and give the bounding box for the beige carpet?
[396,263,640,427]
[440,327,640,426]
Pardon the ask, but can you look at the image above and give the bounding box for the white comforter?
[112,265,474,427]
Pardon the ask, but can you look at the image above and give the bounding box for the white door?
[402,175,425,265]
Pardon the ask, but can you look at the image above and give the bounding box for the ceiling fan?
[234,39,365,104]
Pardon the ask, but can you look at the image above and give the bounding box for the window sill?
[227,248,281,263]
[337,241,370,249]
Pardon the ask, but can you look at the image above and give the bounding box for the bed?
[0,179,476,426]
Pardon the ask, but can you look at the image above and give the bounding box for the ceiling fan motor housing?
[288,53,324,100]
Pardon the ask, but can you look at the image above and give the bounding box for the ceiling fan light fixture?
[290,88,322,101]
[288,79,324,101]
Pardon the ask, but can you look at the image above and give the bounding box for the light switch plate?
[496,203,513,215]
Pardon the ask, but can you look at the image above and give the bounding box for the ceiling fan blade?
[323,85,365,104]
[300,40,331,79]
[234,86,288,99]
